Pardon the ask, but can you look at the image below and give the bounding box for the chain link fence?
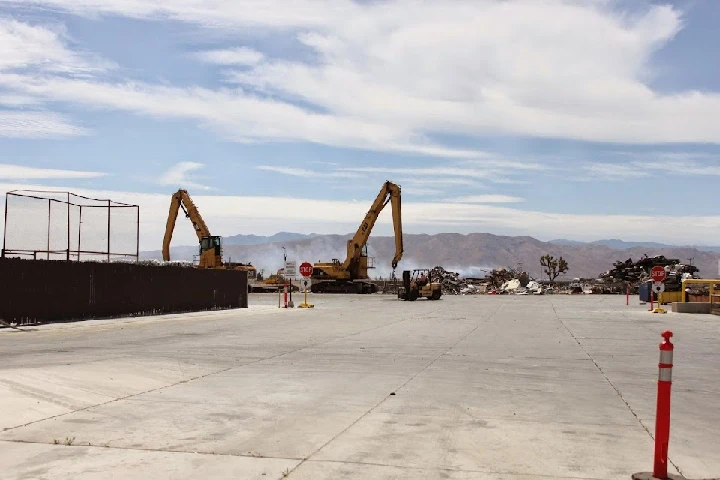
[2,190,139,262]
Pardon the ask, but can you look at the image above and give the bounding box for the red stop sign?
[299,262,313,277]
[651,266,667,282]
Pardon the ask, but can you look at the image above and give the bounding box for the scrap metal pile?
[430,266,466,295]
[430,266,544,295]
[598,254,699,291]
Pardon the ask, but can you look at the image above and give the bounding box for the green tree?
[540,254,569,283]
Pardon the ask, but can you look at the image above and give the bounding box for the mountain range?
[223,232,318,246]
[142,232,720,280]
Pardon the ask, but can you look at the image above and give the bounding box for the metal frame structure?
[1,190,139,262]
[680,278,720,303]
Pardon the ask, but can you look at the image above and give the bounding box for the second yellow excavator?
[311,180,403,294]
[162,189,257,278]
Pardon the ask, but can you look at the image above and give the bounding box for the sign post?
[650,267,667,314]
[298,262,314,309]
[285,260,296,308]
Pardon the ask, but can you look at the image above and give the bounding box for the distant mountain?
[548,239,586,247]
[551,238,720,253]
[140,231,320,263]
[223,232,318,246]
[141,232,720,280]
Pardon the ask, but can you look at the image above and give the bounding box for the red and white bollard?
[633,331,675,480]
[626,284,630,306]
[654,330,674,479]
[649,291,654,312]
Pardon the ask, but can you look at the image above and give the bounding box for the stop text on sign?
[299,262,313,277]
[651,266,667,282]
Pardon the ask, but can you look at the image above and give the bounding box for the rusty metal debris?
[430,266,464,295]
[598,254,699,292]
[428,266,545,295]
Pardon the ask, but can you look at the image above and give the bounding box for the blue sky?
[1,0,720,249]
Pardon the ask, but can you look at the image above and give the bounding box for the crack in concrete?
[1,310,427,436]
[0,438,304,461]
[552,303,686,478]
[283,304,504,478]
[306,457,609,479]
[1,365,235,433]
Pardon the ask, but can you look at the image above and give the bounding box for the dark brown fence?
[0,258,248,325]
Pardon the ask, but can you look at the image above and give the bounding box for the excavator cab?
[196,235,222,268]
[200,235,222,256]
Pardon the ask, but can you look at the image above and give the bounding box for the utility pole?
[282,246,293,306]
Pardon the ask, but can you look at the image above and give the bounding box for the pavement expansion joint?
[305,458,610,479]
[0,366,234,433]
[0,438,304,461]
[282,304,504,478]
[552,303,686,479]
[1,312,432,436]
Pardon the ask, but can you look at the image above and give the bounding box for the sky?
[1,0,720,252]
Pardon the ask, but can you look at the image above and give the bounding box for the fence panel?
[2,190,139,262]
[0,258,248,325]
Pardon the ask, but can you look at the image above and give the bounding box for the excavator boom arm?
[342,180,403,271]
[390,187,403,269]
[162,189,212,262]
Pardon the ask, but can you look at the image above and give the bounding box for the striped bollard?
[653,331,674,479]
[632,330,675,480]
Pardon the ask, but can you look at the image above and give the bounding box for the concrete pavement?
[0,294,718,479]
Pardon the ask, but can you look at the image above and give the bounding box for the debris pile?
[484,267,523,289]
[428,265,543,295]
[598,254,699,291]
[430,266,464,295]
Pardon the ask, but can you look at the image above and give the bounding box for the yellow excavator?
[311,180,403,294]
[162,189,257,278]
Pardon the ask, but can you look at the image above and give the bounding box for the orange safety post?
[654,331,674,479]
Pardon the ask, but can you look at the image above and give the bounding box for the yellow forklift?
[398,269,442,301]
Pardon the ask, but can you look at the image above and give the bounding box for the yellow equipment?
[311,180,403,294]
[162,189,256,278]
[398,269,442,301]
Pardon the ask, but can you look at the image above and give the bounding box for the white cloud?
[0,163,104,179]
[0,110,88,138]
[196,47,264,66]
[579,158,720,180]
[0,18,111,73]
[259,162,533,192]
[0,1,718,151]
[0,94,41,106]
[443,195,525,204]
[338,166,497,180]
[0,72,477,157]
[256,165,355,179]
[632,159,720,176]
[0,19,108,138]
[158,162,213,191]
[0,0,349,28]
[462,159,546,171]
[581,163,649,180]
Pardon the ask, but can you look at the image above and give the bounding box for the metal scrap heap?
[429,266,540,295]
[430,266,464,295]
[598,254,699,291]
